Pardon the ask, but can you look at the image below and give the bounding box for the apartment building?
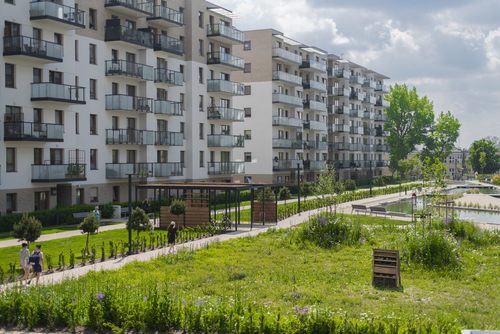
[327,55,390,181]
[444,148,468,180]
[0,0,246,213]
[233,29,329,184]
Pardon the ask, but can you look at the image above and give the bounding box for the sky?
[215,0,500,147]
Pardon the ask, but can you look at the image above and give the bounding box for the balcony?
[304,141,328,150]
[363,128,375,136]
[106,129,154,145]
[363,111,374,120]
[207,52,244,71]
[376,99,390,108]
[350,75,364,85]
[207,23,244,44]
[303,120,327,132]
[334,69,350,79]
[207,79,245,96]
[349,109,360,118]
[4,122,63,142]
[363,79,377,89]
[105,162,182,179]
[154,34,183,56]
[273,159,303,171]
[208,107,244,121]
[207,135,244,148]
[154,100,183,116]
[147,5,184,28]
[208,162,245,175]
[334,160,363,169]
[154,68,183,86]
[375,127,386,137]
[374,114,387,122]
[303,80,327,92]
[375,144,388,152]
[155,131,183,146]
[272,48,302,65]
[272,93,303,107]
[332,88,350,97]
[272,139,303,149]
[375,83,389,92]
[105,60,154,81]
[32,164,86,182]
[303,100,327,113]
[300,59,327,72]
[106,95,153,113]
[331,124,350,133]
[272,71,302,86]
[350,91,366,101]
[363,95,376,105]
[105,23,154,49]
[375,161,388,168]
[350,126,364,135]
[333,105,349,114]
[272,116,303,128]
[303,160,327,171]
[331,143,363,151]
[104,0,153,17]
[31,83,86,104]
[3,36,63,62]
[30,1,85,28]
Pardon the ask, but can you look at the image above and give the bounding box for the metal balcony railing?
[207,51,244,70]
[105,95,153,113]
[208,107,244,121]
[207,134,244,147]
[3,36,63,61]
[154,34,183,55]
[272,116,303,128]
[272,48,302,64]
[207,79,245,95]
[105,162,182,179]
[32,164,86,182]
[154,68,183,86]
[273,159,303,171]
[272,71,302,86]
[207,23,244,43]
[272,138,303,149]
[105,60,154,81]
[272,93,303,107]
[4,122,63,142]
[105,24,154,48]
[154,100,183,116]
[149,5,184,25]
[104,0,153,15]
[31,83,86,104]
[30,1,85,27]
[208,162,245,175]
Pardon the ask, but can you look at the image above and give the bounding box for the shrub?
[373,177,386,187]
[402,231,461,269]
[128,207,152,238]
[279,186,292,200]
[170,199,186,217]
[446,221,500,246]
[79,213,100,255]
[12,214,42,245]
[492,174,500,185]
[343,179,356,191]
[100,204,114,219]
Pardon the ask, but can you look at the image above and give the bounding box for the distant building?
[444,149,468,180]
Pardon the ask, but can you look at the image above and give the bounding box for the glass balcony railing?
[149,5,184,26]
[364,95,377,105]
[273,159,303,171]
[350,91,366,101]
[272,138,303,149]
[32,164,86,182]
[154,34,183,55]
[303,160,327,171]
[303,80,327,92]
[303,100,327,112]
[364,79,377,89]
[105,24,154,48]
[207,23,244,43]
[374,114,388,122]
[272,93,303,107]
[376,99,390,107]
[207,79,245,95]
[105,60,154,81]
[300,59,327,72]
[3,36,63,61]
[334,69,350,79]
[333,105,350,114]
[105,95,153,113]
[272,116,303,128]
[272,71,302,86]
[105,162,182,179]
[105,129,155,145]
[333,88,350,97]
[207,134,244,148]
[4,122,63,142]
[155,131,183,146]
[334,160,364,169]
[31,83,86,104]
[363,111,374,120]
[350,75,364,85]
[375,83,389,92]
[208,107,244,121]
[30,1,85,27]
[304,141,328,150]
[154,100,183,116]
[104,0,153,15]
[303,120,328,131]
[272,48,302,64]
[375,144,388,152]
[349,109,361,118]
[350,126,364,135]
[331,124,350,133]
[154,68,183,86]
[207,52,244,70]
[208,162,245,175]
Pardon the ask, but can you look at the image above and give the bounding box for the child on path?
[167,221,177,254]
[20,243,30,285]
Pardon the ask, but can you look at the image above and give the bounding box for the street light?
[297,163,301,212]
[369,160,373,196]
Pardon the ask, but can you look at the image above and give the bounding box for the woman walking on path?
[167,221,177,254]
[28,245,44,285]
[20,243,30,285]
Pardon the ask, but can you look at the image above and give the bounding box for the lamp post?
[369,160,373,196]
[297,163,301,212]
[127,173,133,255]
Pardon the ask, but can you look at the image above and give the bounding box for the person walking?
[93,206,101,232]
[28,245,44,285]
[20,243,30,285]
[167,221,177,254]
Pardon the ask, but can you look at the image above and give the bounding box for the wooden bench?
[72,212,89,222]
[369,206,390,216]
[351,204,368,215]
[372,249,401,288]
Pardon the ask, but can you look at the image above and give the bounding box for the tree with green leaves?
[128,207,152,237]
[398,155,422,180]
[422,157,447,190]
[314,166,344,214]
[79,213,100,255]
[468,139,499,174]
[13,214,42,245]
[384,84,435,174]
[422,111,461,162]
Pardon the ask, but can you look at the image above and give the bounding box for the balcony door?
[4,21,20,37]
[127,150,136,164]
[50,148,63,165]
[220,151,230,163]
[49,71,62,84]
[127,117,136,143]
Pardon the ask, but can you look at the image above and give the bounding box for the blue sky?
[216,0,500,147]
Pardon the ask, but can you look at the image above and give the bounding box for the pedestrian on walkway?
[167,221,177,254]
[28,245,44,285]
[93,206,101,232]
[20,243,30,285]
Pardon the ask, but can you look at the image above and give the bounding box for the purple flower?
[197,299,206,305]
[96,292,105,301]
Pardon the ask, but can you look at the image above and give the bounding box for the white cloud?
[484,28,500,69]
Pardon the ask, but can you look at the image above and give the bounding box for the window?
[112,186,120,202]
[75,112,80,134]
[244,85,251,95]
[199,123,204,139]
[157,150,168,163]
[5,0,15,5]
[49,70,62,84]
[198,67,204,84]
[244,130,252,140]
[244,152,252,162]
[89,79,97,99]
[90,114,97,134]
[76,188,84,205]
[34,191,49,211]
[89,44,96,64]
[5,63,15,88]
[180,93,185,110]
[112,150,119,163]
[198,11,204,28]
[90,149,97,170]
[54,33,63,45]
[198,39,204,56]
[34,148,43,165]
[199,95,204,111]
[180,151,185,168]
[179,65,184,74]
[50,148,63,164]
[244,63,251,73]
[126,150,136,163]
[89,187,99,203]
[55,110,64,125]
[243,40,251,50]
[74,40,79,61]
[199,151,204,167]
[6,148,16,172]
[180,122,185,138]
[89,8,97,30]
[33,68,42,83]
[6,194,17,214]
[244,107,251,117]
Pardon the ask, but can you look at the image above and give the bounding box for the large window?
[89,44,97,64]
[89,8,97,30]
[90,114,97,135]
[89,79,97,99]
[6,193,17,214]
[5,63,15,88]
[6,148,16,172]
[199,151,204,167]
[90,149,97,170]
[34,191,49,211]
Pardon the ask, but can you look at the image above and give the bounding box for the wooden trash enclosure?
[372,249,401,288]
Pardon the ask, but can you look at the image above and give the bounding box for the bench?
[72,212,89,222]
[369,206,390,216]
[351,204,368,215]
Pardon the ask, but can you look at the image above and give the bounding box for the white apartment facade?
[0,0,246,213]
[444,148,468,180]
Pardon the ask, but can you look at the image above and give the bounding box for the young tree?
[128,207,152,237]
[12,214,42,245]
[79,213,100,255]
[314,166,344,214]
[422,111,461,161]
[278,186,291,201]
[468,139,499,174]
[384,84,434,175]
[398,155,422,180]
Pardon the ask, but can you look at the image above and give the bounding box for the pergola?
[136,182,278,230]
